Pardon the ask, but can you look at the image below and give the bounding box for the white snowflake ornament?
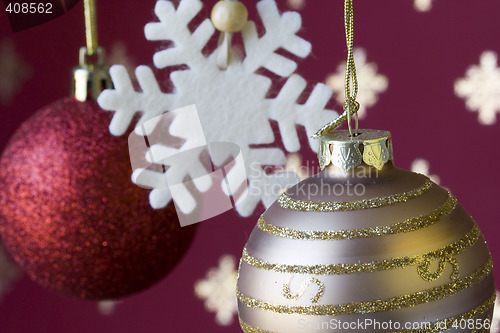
[98,0,336,217]
[326,48,387,119]
[194,255,238,326]
[455,51,500,125]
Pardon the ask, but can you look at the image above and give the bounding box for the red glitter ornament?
[0,98,197,300]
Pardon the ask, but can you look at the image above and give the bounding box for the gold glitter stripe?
[242,225,481,275]
[390,292,495,333]
[261,193,456,240]
[278,178,433,212]
[239,317,273,333]
[237,257,492,316]
[238,293,495,333]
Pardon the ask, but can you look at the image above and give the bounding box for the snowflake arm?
[224,147,299,217]
[134,160,211,214]
[145,0,215,70]
[138,143,213,213]
[99,65,175,136]
[268,74,336,152]
[243,0,311,76]
[298,83,338,151]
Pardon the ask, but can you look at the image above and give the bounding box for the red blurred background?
[0,1,499,332]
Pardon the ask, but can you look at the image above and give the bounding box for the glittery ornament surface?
[239,292,496,333]
[278,177,434,212]
[237,160,495,332]
[237,258,493,315]
[0,98,197,300]
[241,224,482,276]
[261,192,457,240]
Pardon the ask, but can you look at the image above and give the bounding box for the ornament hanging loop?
[345,98,360,137]
[72,47,112,102]
[211,0,248,69]
[312,0,360,138]
[343,0,360,137]
[72,0,111,101]
[312,99,359,139]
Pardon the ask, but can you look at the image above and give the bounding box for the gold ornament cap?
[317,129,393,172]
[71,47,112,102]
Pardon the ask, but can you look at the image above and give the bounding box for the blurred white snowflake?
[414,0,433,12]
[195,255,238,326]
[411,158,440,184]
[492,290,500,333]
[283,153,311,181]
[0,244,21,302]
[287,0,305,10]
[272,153,312,195]
[97,300,121,315]
[0,38,32,105]
[326,48,388,119]
[455,51,500,125]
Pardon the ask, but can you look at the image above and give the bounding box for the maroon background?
[2,0,80,32]
[0,1,500,332]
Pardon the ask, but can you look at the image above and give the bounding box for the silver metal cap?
[317,129,393,172]
[71,47,112,102]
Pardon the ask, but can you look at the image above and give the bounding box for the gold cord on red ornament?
[72,0,111,101]
[84,0,98,55]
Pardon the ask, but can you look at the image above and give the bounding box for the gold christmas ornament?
[236,1,495,332]
[237,131,495,332]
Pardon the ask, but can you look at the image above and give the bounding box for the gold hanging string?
[313,0,360,138]
[84,0,98,55]
[344,0,359,136]
[73,0,111,101]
